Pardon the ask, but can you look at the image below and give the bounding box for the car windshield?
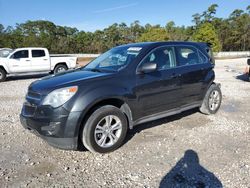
[83,46,142,72]
[0,49,13,58]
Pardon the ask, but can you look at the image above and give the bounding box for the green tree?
[137,27,168,42]
[130,20,145,41]
[192,13,202,26]
[226,8,250,50]
[192,22,221,52]
[0,4,249,53]
[202,4,218,22]
[0,24,5,47]
[165,21,189,41]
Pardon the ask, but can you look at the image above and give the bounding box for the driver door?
[8,50,31,73]
[134,46,182,118]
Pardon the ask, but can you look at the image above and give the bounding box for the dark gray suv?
[20,42,222,153]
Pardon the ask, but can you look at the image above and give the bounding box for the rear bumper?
[20,105,82,150]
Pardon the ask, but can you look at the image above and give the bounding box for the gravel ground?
[0,58,249,188]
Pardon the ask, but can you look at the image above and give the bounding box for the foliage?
[0,4,249,53]
[165,21,190,41]
[137,26,168,42]
[192,22,221,52]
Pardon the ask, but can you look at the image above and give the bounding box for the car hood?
[0,57,8,62]
[29,69,113,94]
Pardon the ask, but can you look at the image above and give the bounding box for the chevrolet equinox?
[20,42,222,153]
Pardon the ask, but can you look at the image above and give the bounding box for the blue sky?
[0,0,249,31]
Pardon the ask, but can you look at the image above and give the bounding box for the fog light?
[41,122,61,135]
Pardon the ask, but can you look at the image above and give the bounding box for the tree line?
[0,4,249,53]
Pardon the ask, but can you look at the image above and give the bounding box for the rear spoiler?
[206,42,212,47]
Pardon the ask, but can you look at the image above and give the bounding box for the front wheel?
[82,105,128,153]
[0,68,6,82]
[200,84,222,115]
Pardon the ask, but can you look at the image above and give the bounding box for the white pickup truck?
[0,47,77,82]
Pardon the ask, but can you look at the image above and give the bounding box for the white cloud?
[93,3,138,14]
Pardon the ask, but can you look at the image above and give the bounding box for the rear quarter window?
[176,46,201,66]
[32,50,45,58]
[198,51,208,63]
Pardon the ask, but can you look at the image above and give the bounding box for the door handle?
[25,60,31,61]
[171,74,177,78]
[43,59,48,60]
[171,73,181,78]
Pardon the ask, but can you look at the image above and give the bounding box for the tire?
[82,105,128,153]
[0,68,6,82]
[54,64,68,74]
[200,84,222,115]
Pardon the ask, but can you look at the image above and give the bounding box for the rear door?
[175,45,212,106]
[135,46,182,118]
[30,49,50,71]
[8,50,31,73]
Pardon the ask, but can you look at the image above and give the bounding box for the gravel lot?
[0,58,249,187]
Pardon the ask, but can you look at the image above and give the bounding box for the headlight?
[42,86,78,108]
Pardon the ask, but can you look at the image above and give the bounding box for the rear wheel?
[200,84,222,115]
[82,105,128,153]
[54,64,68,74]
[0,68,6,82]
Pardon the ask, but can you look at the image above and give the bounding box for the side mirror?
[247,58,250,65]
[138,62,157,74]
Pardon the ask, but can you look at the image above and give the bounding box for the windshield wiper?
[84,68,116,73]
[88,68,102,72]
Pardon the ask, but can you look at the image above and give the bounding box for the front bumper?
[20,103,82,150]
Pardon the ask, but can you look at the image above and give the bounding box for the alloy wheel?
[208,90,220,111]
[94,115,122,148]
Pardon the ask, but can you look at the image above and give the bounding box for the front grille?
[22,101,37,117]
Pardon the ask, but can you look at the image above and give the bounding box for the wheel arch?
[0,65,7,74]
[53,62,68,71]
[201,69,216,99]
[76,97,133,148]
[79,97,133,128]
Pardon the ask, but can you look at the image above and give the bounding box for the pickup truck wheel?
[0,68,6,82]
[54,64,68,74]
[200,84,222,115]
[82,105,128,153]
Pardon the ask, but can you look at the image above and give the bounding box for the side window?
[198,51,207,63]
[11,50,29,59]
[140,46,176,71]
[176,46,200,66]
[32,50,45,58]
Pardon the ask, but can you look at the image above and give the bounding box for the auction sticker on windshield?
[127,47,142,51]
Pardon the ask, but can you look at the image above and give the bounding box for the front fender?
[70,85,132,112]
[0,61,10,73]
[66,85,134,137]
